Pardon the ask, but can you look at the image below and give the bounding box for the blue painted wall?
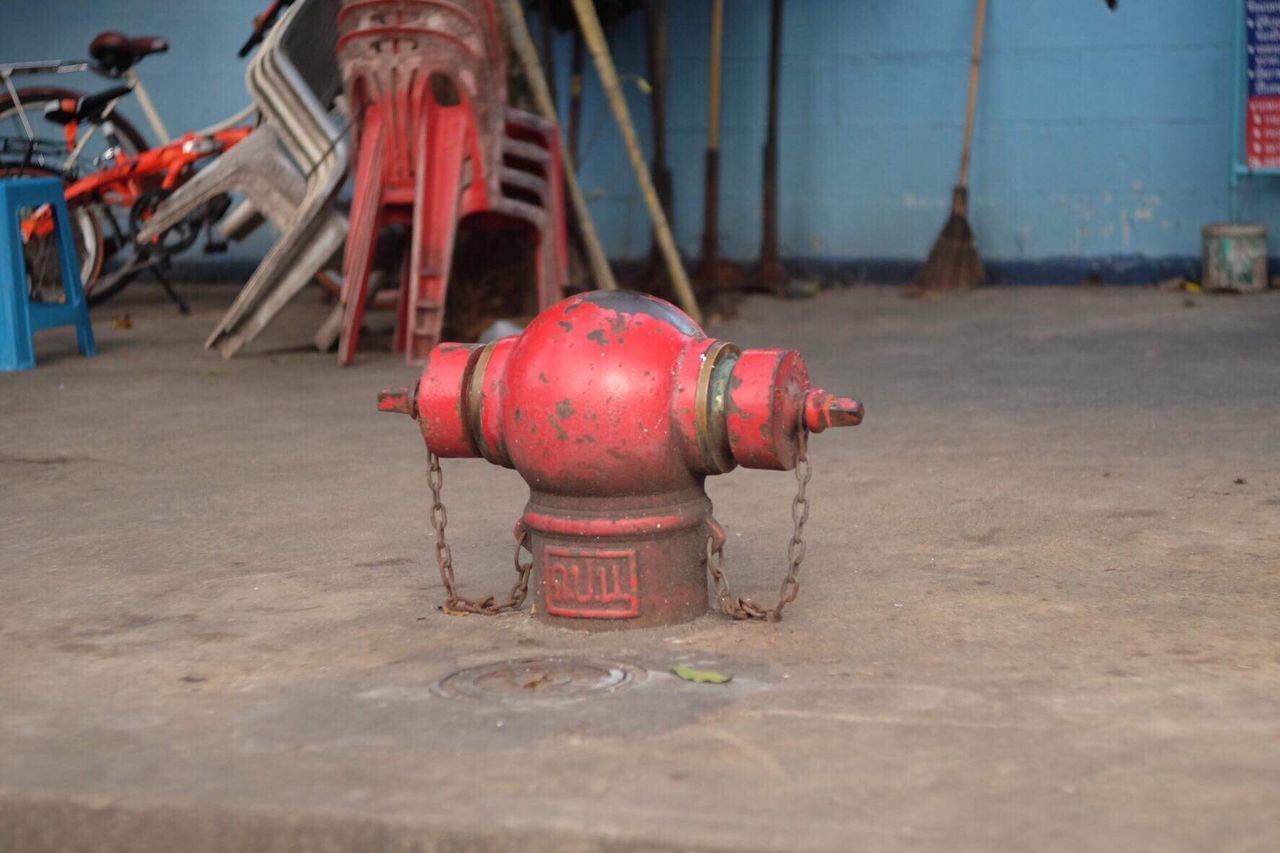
[1,1,265,149]
[0,0,276,263]
[0,1,1251,279]
[562,0,1239,276]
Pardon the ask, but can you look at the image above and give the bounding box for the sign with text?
[1247,1,1280,167]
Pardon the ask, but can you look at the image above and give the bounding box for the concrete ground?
[1,283,1278,852]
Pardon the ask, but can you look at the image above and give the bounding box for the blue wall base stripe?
[785,256,1206,286]
[166,256,1219,288]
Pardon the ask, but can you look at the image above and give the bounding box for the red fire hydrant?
[379,291,862,628]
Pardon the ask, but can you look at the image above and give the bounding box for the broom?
[914,0,988,292]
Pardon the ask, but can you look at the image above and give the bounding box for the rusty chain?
[427,450,533,615]
[705,430,812,622]
[425,427,812,622]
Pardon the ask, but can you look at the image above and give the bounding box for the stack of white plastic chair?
[138,0,348,358]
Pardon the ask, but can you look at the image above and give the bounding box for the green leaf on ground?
[671,665,732,684]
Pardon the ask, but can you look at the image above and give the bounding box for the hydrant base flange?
[525,489,711,629]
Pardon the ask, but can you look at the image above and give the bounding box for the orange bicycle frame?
[22,125,252,241]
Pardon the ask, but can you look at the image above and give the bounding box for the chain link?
[705,430,813,622]
[425,428,812,622]
[426,451,533,615]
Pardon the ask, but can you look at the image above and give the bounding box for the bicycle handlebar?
[237,0,295,58]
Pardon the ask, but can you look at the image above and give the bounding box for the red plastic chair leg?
[545,127,570,306]
[338,107,388,366]
[393,240,411,354]
[405,103,469,365]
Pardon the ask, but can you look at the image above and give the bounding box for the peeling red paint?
[379,291,862,628]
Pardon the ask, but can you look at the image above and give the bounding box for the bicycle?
[0,6,293,310]
[17,123,252,311]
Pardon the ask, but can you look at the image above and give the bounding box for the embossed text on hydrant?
[544,547,640,618]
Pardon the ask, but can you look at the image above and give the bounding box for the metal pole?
[570,0,702,322]
[1231,0,1245,223]
[699,0,725,284]
[760,0,784,289]
[645,0,673,229]
[538,0,558,96]
[569,30,585,165]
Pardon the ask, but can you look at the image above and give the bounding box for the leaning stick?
[498,0,618,291]
[569,0,702,323]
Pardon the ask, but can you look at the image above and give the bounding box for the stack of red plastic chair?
[336,0,569,365]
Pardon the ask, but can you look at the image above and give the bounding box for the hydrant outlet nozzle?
[803,390,864,433]
[378,387,416,417]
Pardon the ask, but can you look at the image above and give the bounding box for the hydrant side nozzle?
[378,387,417,417]
[803,389,864,433]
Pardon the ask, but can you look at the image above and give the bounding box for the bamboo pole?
[498,0,618,290]
[569,0,702,323]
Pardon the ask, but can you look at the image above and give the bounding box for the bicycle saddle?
[89,32,169,76]
[43,86,133,126]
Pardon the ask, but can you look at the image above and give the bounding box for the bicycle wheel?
[0,86,148,177]
[85,194,160,307]
[0,87,150,305]
[0,163,105,305]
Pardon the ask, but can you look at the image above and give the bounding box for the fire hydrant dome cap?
[574,290,705,337]
[501,291,708,497]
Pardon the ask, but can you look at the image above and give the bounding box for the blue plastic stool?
[0,177,97,371]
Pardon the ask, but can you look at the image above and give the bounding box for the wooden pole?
[699,0,725,284]
[498,0,618,291]
[956,0,988,194]
[570,0,702,323]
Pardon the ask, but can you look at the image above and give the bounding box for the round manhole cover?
[433,657,641,704]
